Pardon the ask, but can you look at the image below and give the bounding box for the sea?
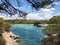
[10,24,45,45]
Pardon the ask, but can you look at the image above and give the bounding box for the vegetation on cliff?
[48,15,60,24]
[0,18,11,45]
[0,36,6,45]
[42,15,60,45]
[43,24,60,34]
[42,24,60,45]
[43,15,60,34]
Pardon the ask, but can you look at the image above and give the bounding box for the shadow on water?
[10,24,45,45]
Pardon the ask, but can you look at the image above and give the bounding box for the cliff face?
[41,33,60,45]
[2,31,20,45]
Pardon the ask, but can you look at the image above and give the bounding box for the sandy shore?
[2,31,20,45]
[38,24,48,26]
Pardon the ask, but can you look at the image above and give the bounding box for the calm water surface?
[10,24,45,45]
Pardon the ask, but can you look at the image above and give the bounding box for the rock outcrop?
[2,31,20,45]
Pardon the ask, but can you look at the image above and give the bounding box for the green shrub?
[43,24,60,34]
[0,36,6,45]
[0,18,5,34]
[4,22,11,32]
[49,16,60,24]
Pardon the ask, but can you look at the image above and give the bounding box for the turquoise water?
[10,24,45,45]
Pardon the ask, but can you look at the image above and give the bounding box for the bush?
[0,36,6,45]
[4,22,11,32]
[49,16,60,24]
[43,24,60,34]
[0,18,5,34]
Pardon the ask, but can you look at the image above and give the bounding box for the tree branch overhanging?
[0,0,59,16]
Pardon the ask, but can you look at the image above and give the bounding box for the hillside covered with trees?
[4,15,60,24]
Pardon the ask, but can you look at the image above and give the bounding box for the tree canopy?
[0,0,60,16]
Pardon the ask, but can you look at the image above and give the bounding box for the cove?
[10,24,45,45]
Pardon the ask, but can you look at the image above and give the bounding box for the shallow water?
[10,24,45,45]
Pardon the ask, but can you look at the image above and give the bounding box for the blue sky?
[0,0,60,20]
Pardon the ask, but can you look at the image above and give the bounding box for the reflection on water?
[10,24,45,45]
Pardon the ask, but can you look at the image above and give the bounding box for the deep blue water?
[10,24,45,45]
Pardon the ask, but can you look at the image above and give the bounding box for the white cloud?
[26,7,55,20]
[58,1,60,4]
[26,13,42,20]
[52,1,60,6]
[41,8,51,13]
[40,8,55,13]
[26,13,53,20]
[0,7,55,20]
[53,1,60,5]
[0,13,19,20]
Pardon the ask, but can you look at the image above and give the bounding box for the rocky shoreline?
[2,31,20,45]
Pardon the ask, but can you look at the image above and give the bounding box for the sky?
[0,0,60,20]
